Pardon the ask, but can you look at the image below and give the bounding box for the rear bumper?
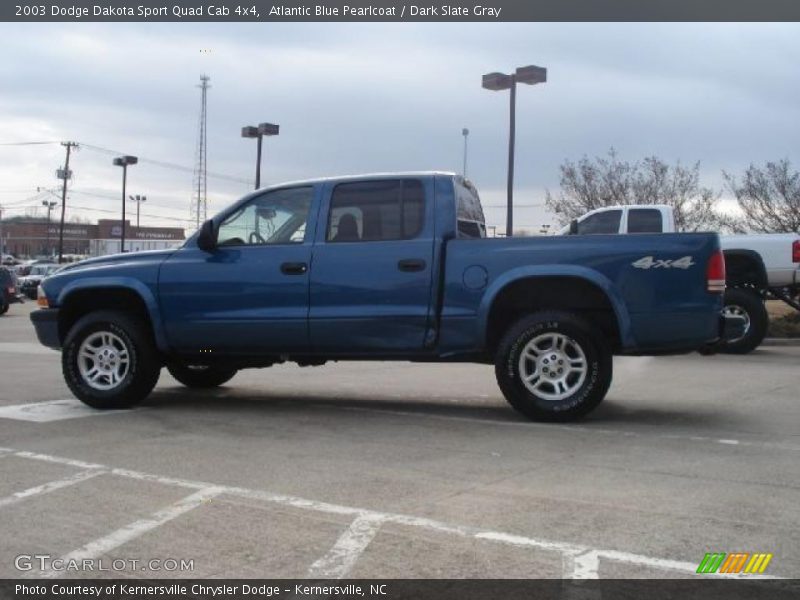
[696,313,748,355]
[30,308,61,350]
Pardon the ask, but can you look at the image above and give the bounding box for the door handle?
[280,262,308,275]
[398,259,426,272]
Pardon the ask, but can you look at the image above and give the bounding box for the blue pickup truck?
[31,172,741,421]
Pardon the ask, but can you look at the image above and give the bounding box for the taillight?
[792,239,800,263]
[707,249,726,293]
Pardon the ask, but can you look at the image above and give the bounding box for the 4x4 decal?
[632,256,695,270]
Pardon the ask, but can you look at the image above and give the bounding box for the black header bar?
[6,0,800,22]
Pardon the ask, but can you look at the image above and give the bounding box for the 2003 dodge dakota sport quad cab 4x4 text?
[30,173,744,422]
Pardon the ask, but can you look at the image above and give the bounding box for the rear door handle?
[398,259,426,272]
[280,262,308,275]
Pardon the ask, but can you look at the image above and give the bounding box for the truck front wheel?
[718,288,768,354]
[495,312,612,422]
[62,310,161,409]
[167,363,238,388]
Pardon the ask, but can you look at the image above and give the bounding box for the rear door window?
[327,179,425,242]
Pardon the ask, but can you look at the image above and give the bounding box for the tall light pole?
[129,194,146,228]
[242,122,279,189]
[462,128,469,178]
[482,65,546,237]
[113,155,138,253]
[42,200,57,257]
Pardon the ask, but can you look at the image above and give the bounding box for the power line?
[0,141,61,146]
[79,141,249,185]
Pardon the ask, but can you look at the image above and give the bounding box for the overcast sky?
[1,22,799,233]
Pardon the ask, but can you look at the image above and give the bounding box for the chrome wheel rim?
[77,331,131,391]
[518,332,588,401]
[722,304,751,343]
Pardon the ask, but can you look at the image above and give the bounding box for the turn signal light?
[707,249,726,293]
[792,239,800,263]
[36,285,49,308]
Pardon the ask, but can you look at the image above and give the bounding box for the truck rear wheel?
[62,310,160,409]
[167,363,238,388]
[718,288,768,354]
[495,311,612,422]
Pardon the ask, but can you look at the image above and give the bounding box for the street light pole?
[113,156,138,254]
[482,65,546,237]
[42,200,57,257]
[129,195,146,228]
[506,76,516,237]
[462,128,470,178]
[255,135,263,189]
[242,122,279,190]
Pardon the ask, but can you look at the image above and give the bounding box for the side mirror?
[197,219,217,252]
[568,219,579,235]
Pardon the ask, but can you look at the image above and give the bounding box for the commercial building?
[0,219,185,258]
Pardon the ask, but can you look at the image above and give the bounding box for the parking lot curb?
[761,337,800,346]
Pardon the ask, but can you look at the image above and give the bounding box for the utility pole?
[57,141,78,263]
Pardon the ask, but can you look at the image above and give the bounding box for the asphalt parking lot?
[0,301,798,580]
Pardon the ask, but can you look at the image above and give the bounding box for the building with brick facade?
[0,219,185,258]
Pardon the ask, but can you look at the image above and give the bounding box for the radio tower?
[190,75,210,229]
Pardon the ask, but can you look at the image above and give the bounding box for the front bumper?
[30,308,61,350]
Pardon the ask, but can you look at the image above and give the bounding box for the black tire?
[495,311,613,422]
[62,310,160,409]
[167,363,238,388]
[718,288,768,355]
[0,298,8,315]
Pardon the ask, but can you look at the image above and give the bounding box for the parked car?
[562,204,799,353]
[18,264,63,299]
[0,266,24,315]
[30,173,743,421]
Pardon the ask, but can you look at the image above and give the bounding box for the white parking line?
[0,400,131,422]
[38,487,223,578]
[0,470,105,509]
[307,514,385,579]
[4,448,781,580]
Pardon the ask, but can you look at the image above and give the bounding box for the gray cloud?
[1,22,799,231]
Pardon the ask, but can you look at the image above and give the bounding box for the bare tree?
[724,159,800,233]
[546,149,730,231]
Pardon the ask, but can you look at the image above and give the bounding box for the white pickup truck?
[562,205,800,353]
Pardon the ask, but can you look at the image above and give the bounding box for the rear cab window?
[454,177,486,239]
[627,208,664,233]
